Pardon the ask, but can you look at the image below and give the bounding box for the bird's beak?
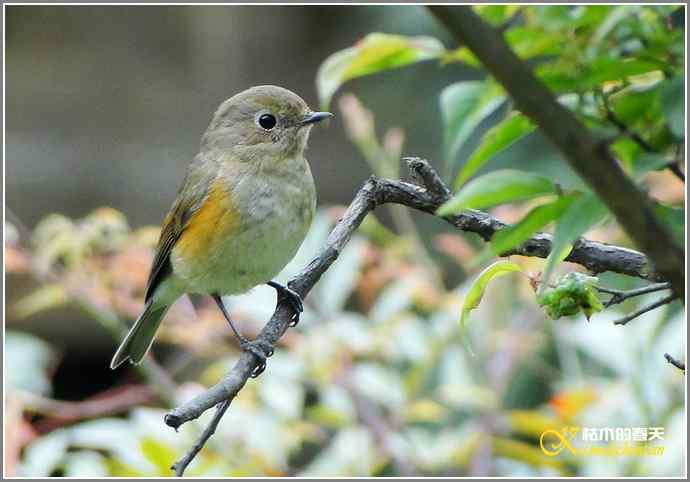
[299,111,334,126]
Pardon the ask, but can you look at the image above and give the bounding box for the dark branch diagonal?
[427,5,684,298]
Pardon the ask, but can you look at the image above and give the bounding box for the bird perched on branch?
[111,85,332,374]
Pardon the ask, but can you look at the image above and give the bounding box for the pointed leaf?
[460,261,523,354]
[317,33,444,108]
[540,193,609,290]
[441,81,505,166]
[491,194,579,256]
[455,113,536,187]
[437,170,556,215]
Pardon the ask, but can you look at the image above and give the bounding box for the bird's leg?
[266,280,303,326]
[212,294,273,377]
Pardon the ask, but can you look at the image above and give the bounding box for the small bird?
[110,85,332,372]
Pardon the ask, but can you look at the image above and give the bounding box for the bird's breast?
[171,157,316,295]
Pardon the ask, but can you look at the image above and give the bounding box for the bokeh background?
[5,4,686,477]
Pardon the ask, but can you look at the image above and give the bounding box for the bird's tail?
[110,300,169,369]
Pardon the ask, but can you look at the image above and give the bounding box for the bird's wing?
[144,155,214,302]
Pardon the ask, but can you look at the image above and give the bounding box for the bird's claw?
[239,339,274,378]
[267,281,304,326]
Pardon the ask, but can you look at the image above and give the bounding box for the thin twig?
[171,400,231,476]
[164,158,666,475]
[670,144,686,182]
[596,282,672,307]
[666,162,685,182]
[613,295,677,325]
[664,353,685,372]
[600,92,656,153]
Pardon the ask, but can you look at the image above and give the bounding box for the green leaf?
[660,76,684,138]
[474,5,521,26]
[454,113,536,187]
[442,47,481,68]
[440,81,505,167]
[527,5,574,31]
[316,33,445,109]
[611,137,642,167]
[491,194,579,256]
[460,261,524,353]
[537,272,604,320]
[536,62,582,93]
[540,193,609,290]
[589,5,636,48]
[140,438,177,475]
[437,170,557,215]
[505,26,566,59]
[610,84,661,126]
[584,57,666,90]
[536,57,665,93]
[448,25,566,66]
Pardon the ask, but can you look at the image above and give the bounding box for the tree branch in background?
[427,6,685,299]
[165,158,666,475]
[19,385,155,433]
[664,353,685,372]
[613,294,678,326]
[596,282,672,308]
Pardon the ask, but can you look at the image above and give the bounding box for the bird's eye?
[258,113,277,130]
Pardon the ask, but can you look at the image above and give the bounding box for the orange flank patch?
[175,179,240,262]
[549,387,597,421]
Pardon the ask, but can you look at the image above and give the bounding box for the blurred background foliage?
[5,4,685,477]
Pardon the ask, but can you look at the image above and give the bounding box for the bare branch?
[164,158,667,475]
[613,295,678,326]
[596,282,672,307]
[664,353,686,372]
[171,400,231,476]
[427,5,685,298]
